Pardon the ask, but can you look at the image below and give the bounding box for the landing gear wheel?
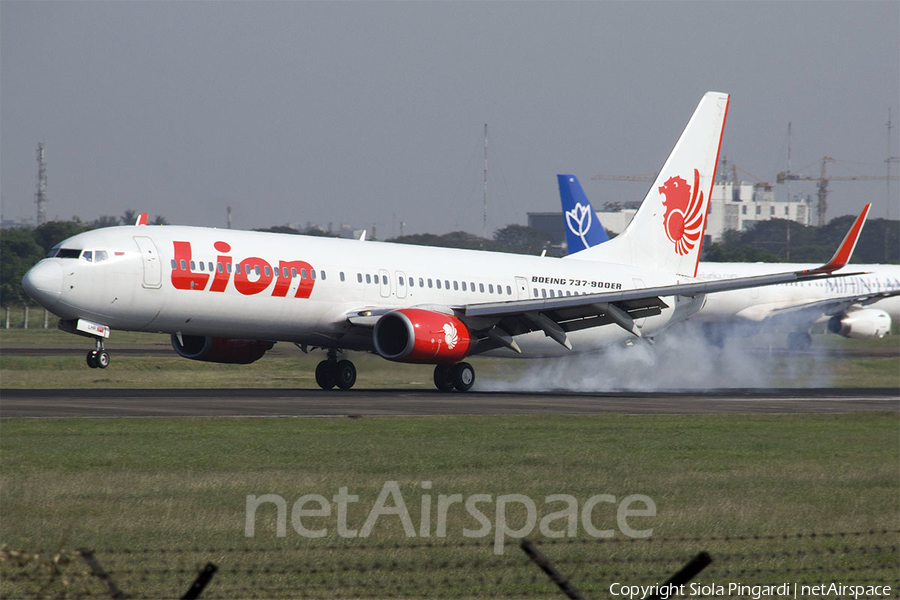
[433,364,454,392]
[315,360,337,390]
[335,360,357,390]
[96,351,110,369]
[86,351,99,368]
[451,362,475,392]
[786,331,812,351]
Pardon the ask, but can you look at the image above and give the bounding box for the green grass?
[1,415,898,598]
[2,326,899,389]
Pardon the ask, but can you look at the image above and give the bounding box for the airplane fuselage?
[29,225,698,358]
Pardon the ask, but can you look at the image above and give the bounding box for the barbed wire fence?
[2,529,898,599]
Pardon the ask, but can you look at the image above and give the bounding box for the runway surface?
[1,387,897,417]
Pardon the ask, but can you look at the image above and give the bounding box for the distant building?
[528,183,814,250]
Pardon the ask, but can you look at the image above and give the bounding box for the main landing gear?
[433,362,475,392]
[786,331,812,351]
[315,349,357,390]
[86,337,110,369]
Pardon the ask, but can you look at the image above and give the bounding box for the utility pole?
[35,143,47,226]
[483,124,488,240]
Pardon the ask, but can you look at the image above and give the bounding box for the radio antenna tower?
[35,143,48,225]
[482,124,488,240]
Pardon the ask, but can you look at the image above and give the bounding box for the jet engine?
[170,334,274,364]
[373,309,472,363]
[827,308,891,339]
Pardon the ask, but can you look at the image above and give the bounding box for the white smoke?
[478,322,833,392]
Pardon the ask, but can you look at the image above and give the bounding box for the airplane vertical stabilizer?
[558,174,610,252]
[568,92,729,277]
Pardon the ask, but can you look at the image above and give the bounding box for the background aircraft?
[558,174,899,349]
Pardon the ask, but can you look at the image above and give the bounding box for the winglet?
[135,212,149,226]
[803,204,870,275]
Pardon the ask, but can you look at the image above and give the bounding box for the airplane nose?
[22,260,63,308]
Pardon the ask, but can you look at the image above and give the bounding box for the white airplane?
[558,173,899,349]
[22,92,871,391]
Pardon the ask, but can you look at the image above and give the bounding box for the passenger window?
[462,282,467,291]
[382,275,387,285]
[408,278,414,288]
[320,271,326,281]
[366,274,371,284]
[255,266,261,276]
[470,282,475,291]
[506,285,512,295]
[312,270,317,280]
[566,290,571,296]
[235,264,242,274]
[190,261,196,270]
[479,283,485,293]
[533,289,538,298]
[291,268,297,278]
[419,278,425,287]
[208,262,214,272]
[542,289,547,298]
[453,281,458,291]
[444,279,449,289]
[95,251,108,262]
[436,279,442,289]
[428,279,433,288]
[227,263,232,273]
[171,260,177,269]
[301,268,308,279]
[199,261,205,272]
[549,289,555,298]
[488,284,494,293]
[399,276,404,286]
[180,259,187,270]
[357,273,362,283]
[340,272,346,282]
[264,266,271,277]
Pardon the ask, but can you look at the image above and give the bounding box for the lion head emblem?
[658,168,705,255]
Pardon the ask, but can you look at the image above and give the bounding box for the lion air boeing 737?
[22,92,872,391]
[558,173,899,349]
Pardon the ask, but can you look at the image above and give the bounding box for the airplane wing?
[347,204,871,353]
[760,289,900,321]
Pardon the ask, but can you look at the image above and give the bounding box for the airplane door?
[134,236,161,289]
[379,269,391,298]
[515,276,530,300]
[395,271,407,299]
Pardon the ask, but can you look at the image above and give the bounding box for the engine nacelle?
[827,308,892,340]
[373,309,472,363]
[170,334,274,364]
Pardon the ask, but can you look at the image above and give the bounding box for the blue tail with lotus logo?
[558,174,609,253]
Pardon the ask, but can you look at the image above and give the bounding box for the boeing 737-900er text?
[558,172,898,349]
[22,92,872,391]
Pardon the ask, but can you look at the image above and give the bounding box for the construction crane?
[777,156,898,227]
[591,173,656,182]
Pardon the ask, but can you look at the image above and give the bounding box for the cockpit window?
[81,251,93,262]
[55,248,81,259]
[94,250,108,262]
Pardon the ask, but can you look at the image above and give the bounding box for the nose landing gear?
[86,338,110,369]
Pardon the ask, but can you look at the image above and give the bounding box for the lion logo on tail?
[658,168,706,256]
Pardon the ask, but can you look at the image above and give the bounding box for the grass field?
[2,327,899,390]
[1,415,898,598]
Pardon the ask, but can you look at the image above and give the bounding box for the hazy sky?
[2,1,898,236]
